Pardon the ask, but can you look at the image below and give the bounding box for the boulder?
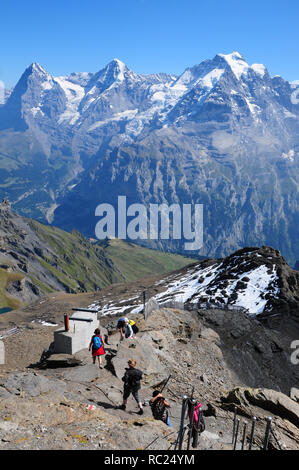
[290,387,299,403]
[111,336,168,384]
[221,387,299,427]
[62,364,101,382]
[1,372,66,397]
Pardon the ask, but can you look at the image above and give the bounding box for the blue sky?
[1,0,299,88]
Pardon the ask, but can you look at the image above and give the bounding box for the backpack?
[123,368,142,390]
[93,335,102,349]
[187,401,205,448]
[151,398,168,423]
[129,320,139,334]
[188,402,205,433]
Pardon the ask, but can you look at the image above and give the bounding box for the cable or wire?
[143,431,176,450]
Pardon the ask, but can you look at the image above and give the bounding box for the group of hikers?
[88,317,204,441]
[88,318,171,425]
[88,317,138,366]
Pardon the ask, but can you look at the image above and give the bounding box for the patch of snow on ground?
[87,260,279,317]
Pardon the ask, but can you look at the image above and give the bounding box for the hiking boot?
[137,408,144,415]
[119,404,126,411]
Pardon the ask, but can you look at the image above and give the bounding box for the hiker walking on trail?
[119,359,143,415]
[150,390,172,427]
[89,328,105,368]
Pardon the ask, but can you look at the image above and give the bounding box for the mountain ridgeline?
[0,200,193,310]
[0,53,298,265]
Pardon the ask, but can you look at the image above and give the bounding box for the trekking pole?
[241,421,247,450]
[233,418,240,450]
[232,406,238,444]
[263,417,272,450]
[160,374,172,394]
[187,399,196,451]
[175,395,188,450]
[248,416,256,450]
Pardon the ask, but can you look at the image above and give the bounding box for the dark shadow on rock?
[96,401,117,410]
[103,349,117,376]
[28,342,55,369]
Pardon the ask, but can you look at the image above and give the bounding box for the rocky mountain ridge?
[0,200,192,310]
[0,240,299,451]
[87,245,299,319]
[0,305,299,451]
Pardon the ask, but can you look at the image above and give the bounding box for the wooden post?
[64,314,69,332]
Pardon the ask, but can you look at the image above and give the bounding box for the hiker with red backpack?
[89,328,105,368]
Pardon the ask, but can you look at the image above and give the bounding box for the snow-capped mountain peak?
[216,51,267,79]
[1,53,299,270]
[105,58,127,81]
[28,62,48,75]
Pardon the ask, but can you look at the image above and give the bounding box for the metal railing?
[231,406,282,450]
[174,392,204,450]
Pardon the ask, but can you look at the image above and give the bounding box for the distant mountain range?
[0,200,192,310]
[0,52,298,265]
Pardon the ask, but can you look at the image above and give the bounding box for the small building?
[54,309,99,355]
